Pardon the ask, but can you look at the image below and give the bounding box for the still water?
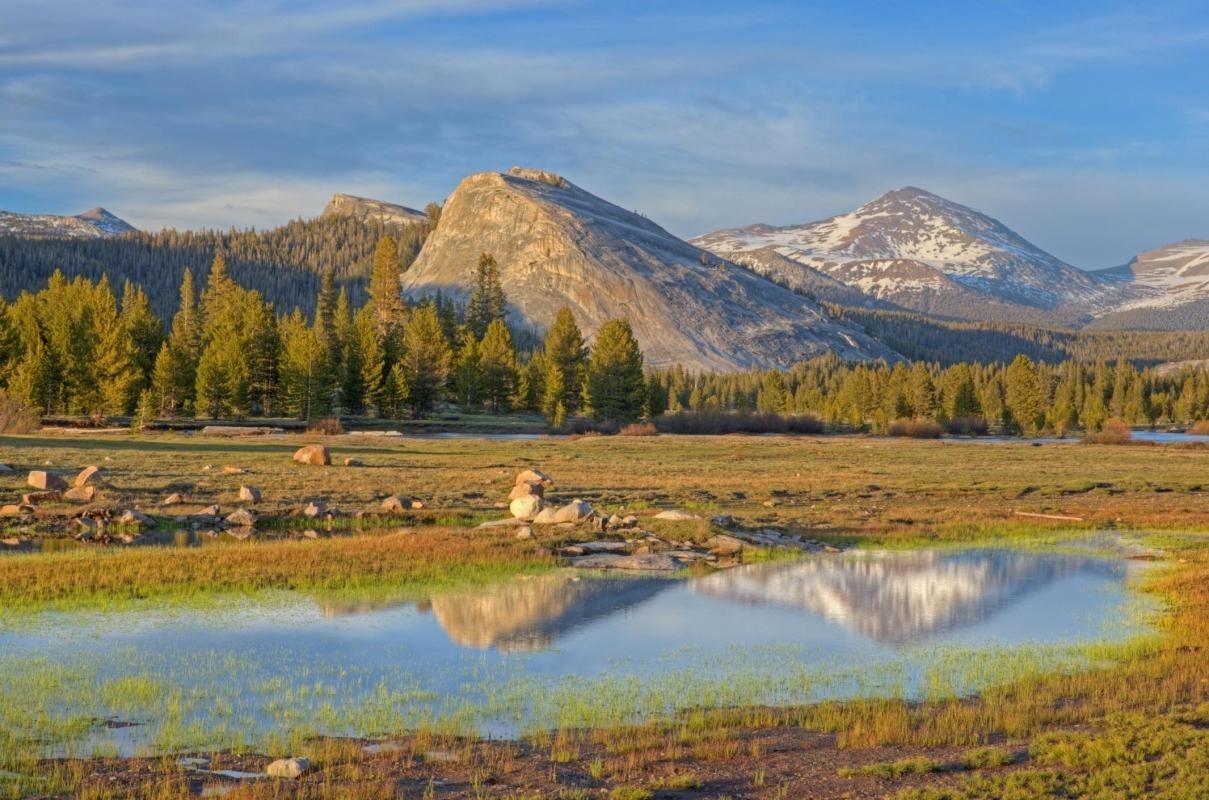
[0,546,1155,755]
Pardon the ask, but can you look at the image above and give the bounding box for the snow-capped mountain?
[400,167,897,370]
[1099,240,1209,310]
[692,187,1139,324]
[0,207,136,239]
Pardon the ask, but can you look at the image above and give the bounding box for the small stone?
[222,466,247,475]
[532,506,559,524]
[225,508,257,527]
[266,756,310,779]
[162,493,184,506]
[509,481,544,500]
[118,509,155,527]
[0,504,31,517]
[293,445,331,466]
[343,457,364,467]
[706,534,745,556]
[380,495,406,513]
[27,471,67,491]
[302,501,326,518]
[710,514,736,528]
[509,494,544,520]
[74,466,104,487]
[195,505,221,517]
[0,463,14,474]
[514,469,553,488]
[515,526,533,540]
[238,486,262,504]
[476,517,530,529]
[64,485,97,503]
[302,529,321,539]
[553,499,593,524]
[654,510,699,521]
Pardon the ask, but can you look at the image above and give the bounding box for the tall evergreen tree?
[478,319,518,412]
[400,303,452,415]
[367,235,406,337]
[465,253,506,338]
[1005,354,1044,435]
[542,307,587,416]
[585,318,646,424]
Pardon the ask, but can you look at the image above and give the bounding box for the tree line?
[0,239,650,425]
[650,355,1209,435]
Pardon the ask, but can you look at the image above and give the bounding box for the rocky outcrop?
[0,207,135,239]
[400,167,895,370]
[321,193,426,227]
[293,445,331,466]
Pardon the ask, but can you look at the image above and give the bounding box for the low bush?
[618,422,658,437]
[887,418,943,439]
[0,392,39,434]
[1083,417,1132,445]
[306,416,344,436]
[654,411,824,435]
[1190,420,1209,435]
[944,416,989,436]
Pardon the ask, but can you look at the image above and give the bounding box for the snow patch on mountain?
[0,207,136,239]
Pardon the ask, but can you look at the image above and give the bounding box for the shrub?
[1189,420,1209,435]
[619,422,658,437]
[654,411,823,435]
[307,416,344,436]
[944,416,989,436]
[887,418,942,439]
[1083,417,1132,445]
[0,392,39,434]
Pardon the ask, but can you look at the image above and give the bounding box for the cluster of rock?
[2,465,107,518]
[479,469,843,572]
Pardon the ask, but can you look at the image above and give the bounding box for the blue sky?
[1,0,1206,267]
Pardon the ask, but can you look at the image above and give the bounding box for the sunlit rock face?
[429,572,672,651]
[691,551,1123,644]
[400,167,896,371]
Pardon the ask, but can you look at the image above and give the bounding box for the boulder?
[569,553,686,571]
[162,493,184,506]
[380,495,410,513]
[514,469,553,488]
[195,505,221,517]
[531,506,560,525]
[654,510,699,521]
[0,463,15,474]
[22,491,61,505]
[509,481,544,500]
[74,466,104,487]
[293,445,331,466]
[225,508,258,527]
[706,534,745,556]
[343,457,364,467]
[266,757,311,779]
[238,486,262,504]
[509,494,544,520]
[476,517,530,529]
[515,526,533,540]
[553,499,593,524]
[27,471,67,491]
[0,504,31,517]
[118,509,155,527]
[64,485,97,503]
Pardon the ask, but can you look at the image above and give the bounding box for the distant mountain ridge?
[692,187,1144,325]
[0,206,136,239]
[400,166,896,370]
[322,193,427,227]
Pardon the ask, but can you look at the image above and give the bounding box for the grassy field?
[0,431,1207,798]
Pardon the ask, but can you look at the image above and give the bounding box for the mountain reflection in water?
[692,550,1124,644]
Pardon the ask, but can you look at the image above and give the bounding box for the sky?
[1,0,1206,268]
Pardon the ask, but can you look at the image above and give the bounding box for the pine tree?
[1005,354,1044,436]
[907,362,937,419]
[354,306,386,416]
[401,303,452,415]
[194,340,231,419]
[585,318,646,424]
[465,253,507,338]
[452,332,482,408]
[478,319,518,412]
[279,309,331,420]
[542,307,587,416]
[200,250,236,336]
[368,235,406,337]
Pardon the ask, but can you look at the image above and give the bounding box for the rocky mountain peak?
[399,167,895,370]
[321,193,427,227]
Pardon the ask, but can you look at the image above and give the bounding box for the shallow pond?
[0,545,1157,756]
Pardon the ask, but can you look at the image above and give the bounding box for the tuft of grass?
[962,746,1015,769]
[840,757,945,779]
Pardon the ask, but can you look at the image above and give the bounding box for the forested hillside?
[0,215,432,319]
[830,305,1209,366]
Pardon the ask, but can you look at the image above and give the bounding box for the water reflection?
[428,573,672,651]
[692,550,1124,644]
